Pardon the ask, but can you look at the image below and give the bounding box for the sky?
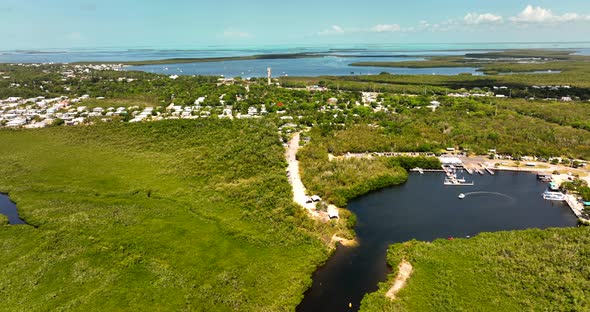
[1,0,590,50]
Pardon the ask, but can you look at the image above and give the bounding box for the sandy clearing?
[386,260,413,300]
[331,235,359,247]
[286,132,322,219]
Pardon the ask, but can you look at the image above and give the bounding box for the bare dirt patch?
[386,260,413,300]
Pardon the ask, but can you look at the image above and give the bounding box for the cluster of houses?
[531,85,571,90]
[0,94,96,128]
[60,64,124,79]
[0,92,284,128]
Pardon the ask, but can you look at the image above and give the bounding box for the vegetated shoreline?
[285,132,359,248]
[0,120,333,311]
[349,49,590,75]
[53,48,580,67]
[297,149,589,309]
[68,53,418,66]
[0,192,30,226]
[361,225,590,311]
[71,53,324,66]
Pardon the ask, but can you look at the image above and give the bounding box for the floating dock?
[410,167,424,174]
[410,168,445,173]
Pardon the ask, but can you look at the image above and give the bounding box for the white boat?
[543,191,565,201]
[458,193,466,199]
[444,178,474,186]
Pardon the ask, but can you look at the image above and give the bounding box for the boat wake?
[462,191,515,202]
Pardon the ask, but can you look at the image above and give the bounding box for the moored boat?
[543,191,565,201]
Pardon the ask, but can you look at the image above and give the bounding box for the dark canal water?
[0,193,26,225]
[297,172,578,312]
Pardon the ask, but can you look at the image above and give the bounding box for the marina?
[297,172,578,312]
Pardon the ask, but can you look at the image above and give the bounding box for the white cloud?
[510,5,590,23]
[370,24,401,33]
[464,13,503,25]
[318,25,345,35]
[223,29,250,38]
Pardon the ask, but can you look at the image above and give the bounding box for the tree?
[52,118,64,126]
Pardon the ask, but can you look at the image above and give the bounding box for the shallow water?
[297,171,578,312]
[0,193,26,225]
[126,56,480,77]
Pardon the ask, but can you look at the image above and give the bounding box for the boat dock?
[410,168,445,173]
[411,167,424,174]
[485,167,495,175]
[564,194,585,218]
[465,167,473,175]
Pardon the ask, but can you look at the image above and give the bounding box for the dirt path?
[286,133,321,218]
[330,235,359,247]
[386,260,413,300]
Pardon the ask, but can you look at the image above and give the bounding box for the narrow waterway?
[0,193,26,225]
[297,172,578,312]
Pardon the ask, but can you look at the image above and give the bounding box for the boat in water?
[444,178,474,186]
[458,193,466,199]
[543,191,565,201]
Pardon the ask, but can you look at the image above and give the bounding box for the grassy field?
[360,226,590,311]
[0,120,331,311]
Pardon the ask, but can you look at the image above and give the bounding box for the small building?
[560,96,573,102]
[439,156,462,166]
[327,205,339,219]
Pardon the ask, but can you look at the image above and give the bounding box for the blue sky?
[1,0,590,49]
